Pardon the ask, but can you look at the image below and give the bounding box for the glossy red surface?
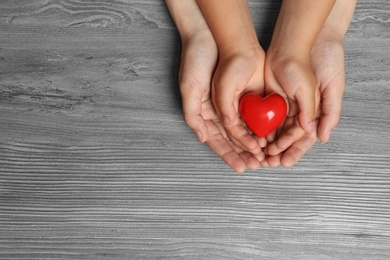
[239,92,287,138]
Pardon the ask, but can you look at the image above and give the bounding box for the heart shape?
[239,92,287,138]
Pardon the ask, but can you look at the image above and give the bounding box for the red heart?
[239,92,287,138]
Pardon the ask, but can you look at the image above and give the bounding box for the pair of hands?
[179,21,346,173]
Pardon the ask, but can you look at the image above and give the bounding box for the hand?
[261,49,320,167]
[312,28,346,144]
[312,0,357,143]
[260,0,355,168]
[261,27,348,168]
[195,0,266,157]
[211,46,267,156]
[179,30,264,173]
[166,0,264,172]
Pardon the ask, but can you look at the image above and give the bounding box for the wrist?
[219,45,265,72]
[218,30,260,58]
[268,34,313,60]
[267,36,312,64]
[166,0,210,43]
[266,46,311,78]
[317,25,345,44]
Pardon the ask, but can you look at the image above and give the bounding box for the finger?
[264,154,282,168]
[241,118,268,149]
[225,122,262,154]
[212,58,254,127]
[265,116,289,146]
[238,151,261,171]
[254,152,266,163]
[253,135,267,148]
[212,79,237,127]
[265,117,306,156]
[260,159,270,168]
[205,121,246,173]
[295,81,320,134]
[265,128,278,144]
[318,86,344,143]
[280,130,317,168]
[227,130,264,169]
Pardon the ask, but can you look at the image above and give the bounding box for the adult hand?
[312,29,346,144]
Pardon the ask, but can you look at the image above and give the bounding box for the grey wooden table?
[1,1,389,259]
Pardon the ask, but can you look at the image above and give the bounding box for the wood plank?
[0,0,390,259]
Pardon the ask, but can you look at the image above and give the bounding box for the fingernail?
[325,130,332,142]
[308,121,316,132]
[255,152,265,162]
[196,130,205,142]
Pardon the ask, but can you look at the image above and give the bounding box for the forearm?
[269,0,336,57]
[322,0,357,39]
[165,0,210,43]
[196,0,259,56]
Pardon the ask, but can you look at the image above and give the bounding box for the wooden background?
[0,0,389,259]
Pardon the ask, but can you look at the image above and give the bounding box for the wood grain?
[1,0,390,259]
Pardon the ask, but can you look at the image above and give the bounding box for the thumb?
[212,59,253,127]
[318,84,344,143]
[295,81,320,133]
[212,79,238,127]
[180,82,209,143]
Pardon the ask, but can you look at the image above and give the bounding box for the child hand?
[262,50,320,167]
[261,0,355,167]
[211,46,267,157]
[260,34,347,167]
